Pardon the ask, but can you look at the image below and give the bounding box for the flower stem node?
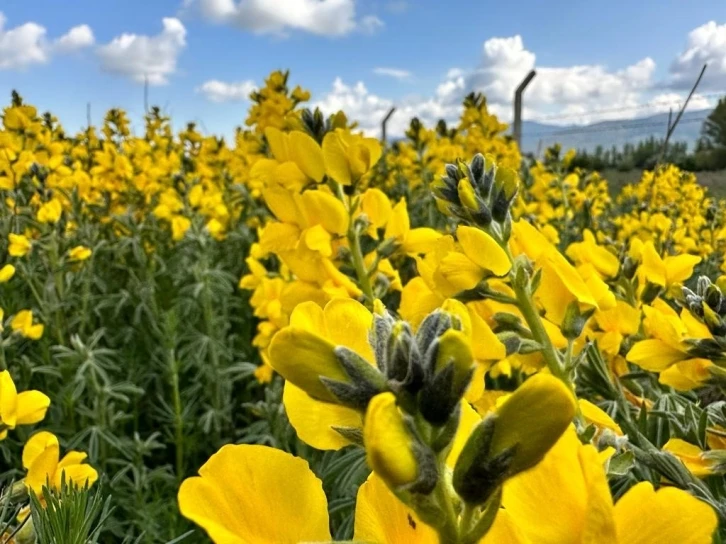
[453,374,576,505]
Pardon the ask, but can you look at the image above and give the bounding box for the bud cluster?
[432,153,519,232]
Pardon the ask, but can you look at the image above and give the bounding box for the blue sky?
[1,0,725,138]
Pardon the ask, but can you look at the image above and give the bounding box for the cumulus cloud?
[196,0,355,36]
[373,67,411,80]
[0,12,93,70]
[97,17,186,85]
[197,79,257,102]
[193,0,381,37]
[55,24,95,52]
[670,21,726,89]
[312,77,457,137]
[451,35,658,124]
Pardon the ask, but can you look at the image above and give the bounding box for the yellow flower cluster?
[3,68,726,542]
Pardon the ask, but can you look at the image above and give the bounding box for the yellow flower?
[501,427,718,543]
[171,215,191,241]
[179,444,332,544]
[10,310,44,340]
[639,240,701,288]
[663,438,726,477]
[566,229,619,279]
[579,399,622,435]
[453,374,576,504]
[384,199,441,255]
[8,233,31,257]
[68,245,92,261]
[0,370,50,439]
[323,129,382,186]
[364,392,418,489]
[269,298,374,402]
[23,431,98,495]
[36,198,63,224]
[0,263,14,282]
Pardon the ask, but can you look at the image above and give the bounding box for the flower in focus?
[179,444,332,544]
[23,431,98,495]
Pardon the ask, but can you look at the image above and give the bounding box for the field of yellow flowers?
[2,69,726,543]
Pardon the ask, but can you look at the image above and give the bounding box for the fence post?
[513,70,537,149]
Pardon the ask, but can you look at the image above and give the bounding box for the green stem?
[169,349,184,483]
[201,264,222,438]
[337,184,375,305]
[432,464,459,544]
[513,280,569,386]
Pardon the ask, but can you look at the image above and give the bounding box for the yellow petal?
[399,278,444,330]
[353,473,438,544]
[15,390,50,425]
[438,252,485,292]
[364,392,418,488]
[264,127,290,162]
[55,463,98,490]
[578,399,622,435]
[360,188,392,230]
[289,131,325,182]
[23,431,59,470]
[323,298,375,363]
[626,339,687,371]
[301,190,349,235]
[664,254,701,285]
[640,242,667,287]
[614,482,717,544]
[283,382,362,450]
[490,374,576,475]
[179,445,331,544]
[457,225,511,276]
[0,370,18,428]
[289,301,327,335]
[268,327,347,402]
[659,358,713,391]
[322,131,352,185]
[384,199,410,241]
[402,228,442,255]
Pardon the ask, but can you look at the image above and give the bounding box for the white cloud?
[360,15,384,35]
[97,18,186,85]
[454,35,658,125]
[193,0,382,37]
[195,0,357,36]
[0,13,47,69]
[197,79,257,102]
[670,21,726,89]
[373,67,411,80]
[55,24,95,52]
[312,77,457,138]
[0,13,94,70]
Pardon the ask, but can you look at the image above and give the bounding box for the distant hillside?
[518,109,711,155]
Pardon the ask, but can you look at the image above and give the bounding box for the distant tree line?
[569,97,726,172]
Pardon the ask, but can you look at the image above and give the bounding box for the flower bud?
[457,178,479,212]
[560,301,595,340]
[453,374,576,504]
[364,392,437,493]
[490,167,519,223]
[419,329,475,426]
